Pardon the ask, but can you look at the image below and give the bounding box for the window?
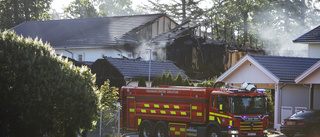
[211,95,215,108]
[78,55,83,61]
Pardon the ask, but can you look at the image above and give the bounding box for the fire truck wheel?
[155,122,168,137]
[207,127,220,137]
[139,120,154,137]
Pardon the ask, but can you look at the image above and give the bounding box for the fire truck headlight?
[263,130,268,134]
[228,130,239,134]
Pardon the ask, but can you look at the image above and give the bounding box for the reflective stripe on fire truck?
[129,109,135,112]
[229,120,233,126]
[169,123,186,136]
[144,104,150,107]
[196,112,202,116]
[174,105,180,109]
[209,112,232,119]
[209,116,215,121]
[138,119,141,125]
[192,106,197,110]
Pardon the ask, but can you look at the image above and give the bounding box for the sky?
[51,0,211,13]
[51,0,150,12]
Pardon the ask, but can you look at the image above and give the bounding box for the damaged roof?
[11,14,168,48]
[104,57,189,79]
[293,24,320,43]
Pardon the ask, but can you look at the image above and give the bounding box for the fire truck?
[120,82,268,137]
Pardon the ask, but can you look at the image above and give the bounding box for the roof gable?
[293,25,320,43]
[104,57,188,79]
[217,54,278,83]
[295,60,320,83]
[11,14,171,48]
[218,54,320,83]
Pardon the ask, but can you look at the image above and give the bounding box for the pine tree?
[174,72,183,86]
[166,71,174,85]
[138,75,147,87]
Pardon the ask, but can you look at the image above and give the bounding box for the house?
[293,24,320,58]
[11,13,178,62]
[217,25,320,130]
[216,54,320,130]
[90,57,188,87]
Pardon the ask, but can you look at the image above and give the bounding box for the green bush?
[0,31,98,137]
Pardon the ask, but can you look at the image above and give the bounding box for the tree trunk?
[243,11,248,43]
[181,0,186,22]
[24,0,30,21]
[13,0,19,25]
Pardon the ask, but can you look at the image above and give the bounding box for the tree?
[166,71,174,85]
[138,75,147,87]
[160,70,167,85]
[95,0,136,17]
[99,80,119,110]
[64,0,98,18]
[174,72,183,86]
[0,31,98,137]
[0,0,52,30]
[145,0,204,24]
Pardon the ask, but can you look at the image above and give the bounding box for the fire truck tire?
[139,120,154,137]
[154,121,168,137]
[284,133,294,137]
[207,126,221,137]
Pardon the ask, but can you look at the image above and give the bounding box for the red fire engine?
[120,82,268,137]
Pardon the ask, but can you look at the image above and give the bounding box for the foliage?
[0,31,98,137]
[98,80,119,110]
[138,75,147,87]
[95,0,136,17]
[174,72,183,86]
[196,77,217,87]
[151,71,190,87]
[64,0,136,19]
[0,0,52,29]
[145,0,204,24]
[64,0,98,18]
[266,89,274,127]
[166,71,174,85]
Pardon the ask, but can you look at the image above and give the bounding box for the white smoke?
[254,5,320,57]
[136,40,168,61]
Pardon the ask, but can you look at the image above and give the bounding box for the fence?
[87,106,120,137]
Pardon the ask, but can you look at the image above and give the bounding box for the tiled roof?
[249,54,320,82]
[105,57,188,79]
[11,14,166,48]
[293,25,320,43]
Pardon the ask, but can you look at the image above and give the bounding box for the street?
[122,133,309,137]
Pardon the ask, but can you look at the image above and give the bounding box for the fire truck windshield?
[230,96,267,114]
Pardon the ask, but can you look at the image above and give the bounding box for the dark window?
[211,95,215,108]
[78,55,83,61]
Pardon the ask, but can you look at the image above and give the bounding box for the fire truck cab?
[120,82,268,137]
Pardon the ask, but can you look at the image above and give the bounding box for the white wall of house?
[314,85,320,109]
[125,80,153,87]
[300,67,320,83]
[308,44,320,58]
[223,61,275,83]
[281,84,309,108]
[55,47,134,61]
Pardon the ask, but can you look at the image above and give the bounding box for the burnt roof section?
[104,57,189,79]
[11,14,168,48]
[293,25,320,43]
[249,54,320,82]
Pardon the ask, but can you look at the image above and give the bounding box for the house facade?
[11,14,178,62]
[217,54,320,130]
